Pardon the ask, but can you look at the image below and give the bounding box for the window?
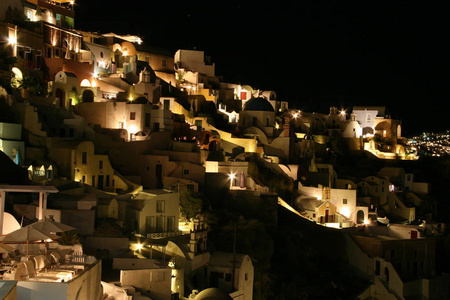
[167,216,175,232]
[92,175,95,187]
[130,112,136,120]
[46,46,52,58]
[343,199,347,205]
[99,160,103,169]
[145,113,150,127]
[106,175,110,187]
[183,169,190,175]
[146,216,155,232]
[156,201,165,213]
[164,99,170,110]
[82,152,87,164]
[224,273,232,282]
[162,59,166,67]
[156,216,164,232]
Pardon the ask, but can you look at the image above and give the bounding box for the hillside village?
[1,1,450,299]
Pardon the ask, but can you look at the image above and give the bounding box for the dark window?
[156,201,165,213]
[130,112,136,120]
[164,99,170,110]
[92,175,95,187]
[99,160,103,169]
[343,198,347,204]
[167,216,175,232]
[145,113,150,127]
[106,175,110,186]
[82,152,87,164]
[183,169,189,175]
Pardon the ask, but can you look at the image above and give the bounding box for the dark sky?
[74,1,446,137]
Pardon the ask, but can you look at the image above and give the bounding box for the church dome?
[194,288,232,300]
[243,97,274,112]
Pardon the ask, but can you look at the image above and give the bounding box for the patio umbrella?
[29,219,75,235]
[0,243,15,254]
[0,226,59,256]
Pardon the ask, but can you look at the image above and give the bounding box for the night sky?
[74,0,446,137]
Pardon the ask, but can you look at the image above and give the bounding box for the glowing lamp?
[135,243,143,250]
[363,219,370,225]
[340,207,351,218]
[8,36,17,44]
[128,125,137,134]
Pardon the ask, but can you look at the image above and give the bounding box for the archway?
[55,88,65,108]
[357,210,365,224]
[82,89,94,102]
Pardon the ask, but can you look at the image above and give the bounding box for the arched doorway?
[82,89,94,102]
[357,210,365,224]
[55,88,65,108]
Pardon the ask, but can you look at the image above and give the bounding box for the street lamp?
[229,173,235,189]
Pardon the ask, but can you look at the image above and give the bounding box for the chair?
[23,260,63,282]
[34,255,76,279]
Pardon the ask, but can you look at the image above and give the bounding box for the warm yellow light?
[8,36,17,44]
[123,51,128,56]
[340,207,351,218]
[340,110,346,115]
[293,113,299,118]
[128,125,137,134]
[45,239,53,242]
[229,173,235,180]
[129,96,134,101]
[135,243,143,250]
[363,219,370,225]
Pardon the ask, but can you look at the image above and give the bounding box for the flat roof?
[0,185,59,193]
